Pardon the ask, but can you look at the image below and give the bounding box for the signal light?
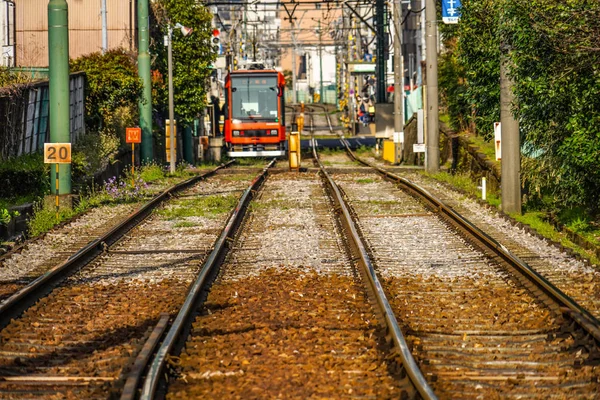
[212,29,221,54]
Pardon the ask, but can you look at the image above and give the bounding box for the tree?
[150,0,216,126]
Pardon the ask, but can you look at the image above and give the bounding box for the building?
[279,1,341,102]
[14,0,135,67]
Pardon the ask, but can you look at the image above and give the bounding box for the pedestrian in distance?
[210,95,222,136]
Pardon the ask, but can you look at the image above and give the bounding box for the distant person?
[210,95,222,136]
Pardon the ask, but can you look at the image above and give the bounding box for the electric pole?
[500,51,521,214]
[48,0,71,195]
[292,24,298,103]
[375,0,386,103]
[425,0,439,172]
[318,20,323,104]
[393,0,404,139]
[138,0,153,161]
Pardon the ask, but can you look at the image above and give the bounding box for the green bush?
[70,49,142,134]
[441,0,600,214]
[0,154,49,201]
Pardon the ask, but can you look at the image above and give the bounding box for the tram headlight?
[269,129,278,136]
[233,130,240,137]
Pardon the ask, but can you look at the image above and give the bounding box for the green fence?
[0,72,85,160]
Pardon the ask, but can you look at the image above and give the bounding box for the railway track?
[286,103,335,135]
[0,173,206,305]
[0,162,268,399]
[315,145,600,398]
[140,149,435,398]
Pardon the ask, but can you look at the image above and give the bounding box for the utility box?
[208,137,223,162]
[375,103,394,138]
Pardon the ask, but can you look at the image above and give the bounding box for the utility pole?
[393,0,404,139]
[138,0,153,162]
[375,0,386,103]
[167,25,176,174]
[318,20,323,104]
[101,0,108,54]
[425,0,439,172]
[292,26,297,103]
[500,52,521,214]
[48,0,71,195]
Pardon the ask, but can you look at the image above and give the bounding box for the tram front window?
[231,76,279,121]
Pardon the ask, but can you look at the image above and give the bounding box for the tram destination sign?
[44,143,72,164]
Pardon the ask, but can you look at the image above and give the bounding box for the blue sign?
[442,0,461,24]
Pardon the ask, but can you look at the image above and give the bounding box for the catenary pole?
[375,0,386,103]
[500,52,522,214]
[425,0,439,172]
[167,26,176,174]
[318,20,323,104]
[48,0,71,195]
[393,0,404,139]
[138,0,153,162]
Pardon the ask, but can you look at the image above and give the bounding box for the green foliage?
[139,163,165,183]
[0,67,35,88]
[157,194,237,219]
[70,49,142,134]
[0,208,10,225]
[28,203,77,237]
[442,0,600,214]
[0,154,49,202]
[455,0,502,139]
[438,38,470,132]
[503,0,600,212]
[150,0,216,125]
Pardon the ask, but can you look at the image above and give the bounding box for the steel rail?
[0,161,235,330]
[140,159,276,400]
[341,141,600,342]
[309,104,334,133]
[311,138,437,400]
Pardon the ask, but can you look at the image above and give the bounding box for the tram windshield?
[231,75,279,121]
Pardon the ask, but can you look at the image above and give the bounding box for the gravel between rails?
[166,172,405,399]
[358,154,600,317]
[324,164,600,399]
[397,170,600,319]
[0,170,258,399]
[0,174,202,303]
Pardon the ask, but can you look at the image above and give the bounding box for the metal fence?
[0,72,85,160]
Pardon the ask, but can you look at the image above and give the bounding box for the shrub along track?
[318,149,600,398]
[144,168,433,399]
[0,163,265,399]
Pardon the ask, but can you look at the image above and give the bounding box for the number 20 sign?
[44,143,72,164]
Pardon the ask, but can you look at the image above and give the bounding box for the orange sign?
[126,127,142,143]
[44,143,72,164]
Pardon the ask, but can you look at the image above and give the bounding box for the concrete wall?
[15,0,135,67]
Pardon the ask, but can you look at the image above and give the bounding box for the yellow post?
[289,130,301,171]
